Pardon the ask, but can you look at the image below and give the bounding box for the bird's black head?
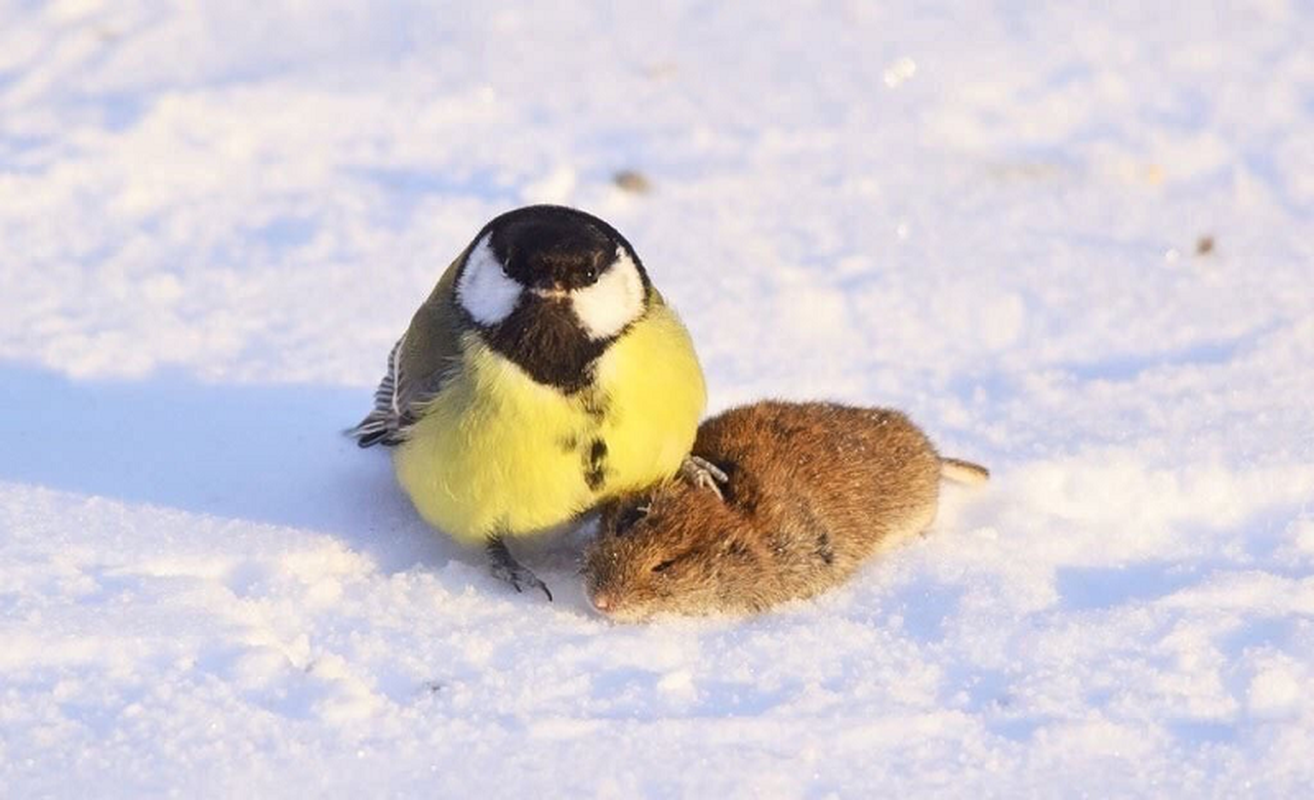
[455,205,654,392]
[488,206,645,293]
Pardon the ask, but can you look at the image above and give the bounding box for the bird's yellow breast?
[393,303,706,545]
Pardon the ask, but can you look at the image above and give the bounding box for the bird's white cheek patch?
[572,250,645,340]
[457,237,522,325]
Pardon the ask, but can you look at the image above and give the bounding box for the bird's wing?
[348,256,467,448]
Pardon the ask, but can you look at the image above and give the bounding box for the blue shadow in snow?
[0,363,452,572]
[1060,335,1251,383]
[1055,562,1201,611]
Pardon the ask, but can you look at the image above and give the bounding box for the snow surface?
[3,1,1313,796]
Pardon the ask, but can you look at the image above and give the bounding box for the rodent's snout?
[588,587,648,623]
[589,589,614,614]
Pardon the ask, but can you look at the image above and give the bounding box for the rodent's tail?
[940,457,989,486]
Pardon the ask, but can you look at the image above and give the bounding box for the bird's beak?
[531,286,570,300]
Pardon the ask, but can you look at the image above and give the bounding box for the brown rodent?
[583,401,988,621]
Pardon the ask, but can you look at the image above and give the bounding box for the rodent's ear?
[599,494,650,536]
[613,502,650,537]
[597,500,624,535]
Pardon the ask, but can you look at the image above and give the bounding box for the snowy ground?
[3,1,1313,796]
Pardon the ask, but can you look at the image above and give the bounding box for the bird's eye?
[652,558,676,573]
[582,265,597,283]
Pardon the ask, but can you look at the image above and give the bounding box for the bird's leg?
[679,455,729,500]
[486,536,553,601]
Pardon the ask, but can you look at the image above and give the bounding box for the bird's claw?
[490,562,553,601]
[680,455,729,500]
[487,539,554,601]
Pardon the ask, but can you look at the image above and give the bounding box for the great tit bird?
[350,205,713,599]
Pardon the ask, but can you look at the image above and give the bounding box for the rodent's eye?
[651,559,676,574]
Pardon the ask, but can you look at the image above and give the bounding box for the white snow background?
[2,1,1313,796]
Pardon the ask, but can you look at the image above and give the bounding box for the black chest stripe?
[480,298,611,393]
[584,438,609,490]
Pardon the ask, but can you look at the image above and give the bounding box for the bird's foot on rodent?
[486,537,553,601]
[680,455,729,500]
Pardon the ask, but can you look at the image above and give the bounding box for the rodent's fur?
[583,401,987,621]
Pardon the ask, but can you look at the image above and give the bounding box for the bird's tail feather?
[347,336,407,448]
[345,411,399,448]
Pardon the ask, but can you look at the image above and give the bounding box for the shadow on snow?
[0,361,455,573]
